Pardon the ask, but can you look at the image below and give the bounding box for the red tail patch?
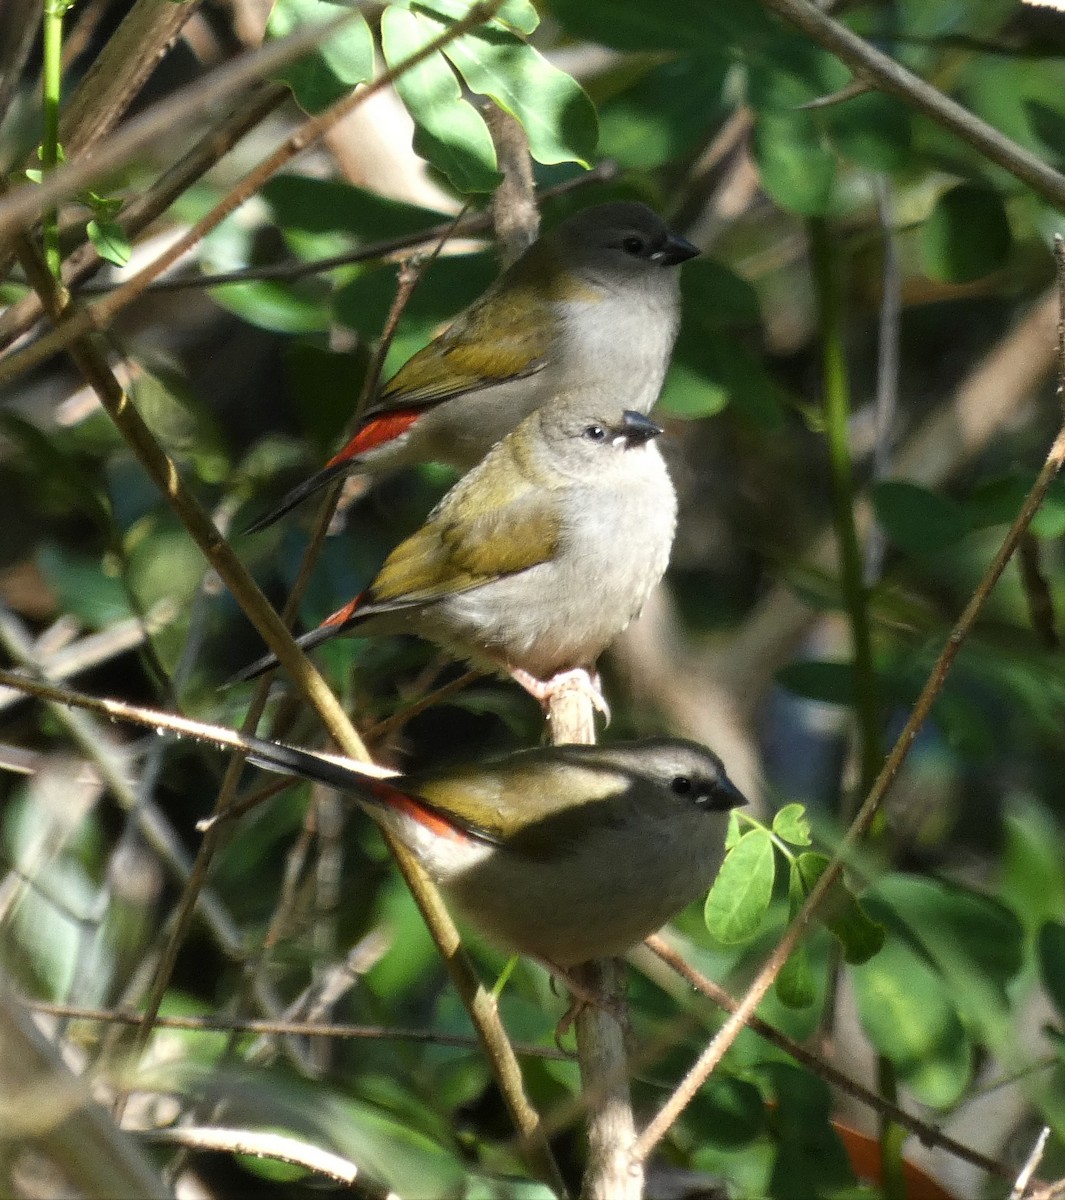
[321,592,366,629]
[326,409,422,468]
[365,779,469,844]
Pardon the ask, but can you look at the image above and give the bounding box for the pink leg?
[509,666,611,724]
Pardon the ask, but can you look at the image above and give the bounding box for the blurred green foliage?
[5,0,1065,1195]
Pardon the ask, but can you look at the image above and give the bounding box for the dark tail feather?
[241,733,380,794]
[242,460,352,535]
[223,593,366,687]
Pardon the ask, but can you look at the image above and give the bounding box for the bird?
[244,201,698,533]
[237,732,746,965]
[229,390,678,715]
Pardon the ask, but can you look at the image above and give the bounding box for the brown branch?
[640,936,1013,1182]
[22,1000,570,1059]
[757,0,1065,210]
[142,1126,379,1193]
[59,0,204,157]
[484,103,539,266]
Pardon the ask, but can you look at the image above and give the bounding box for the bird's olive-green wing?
[368,277,550,414]
[414,755,634,848]
[365,444,562,607]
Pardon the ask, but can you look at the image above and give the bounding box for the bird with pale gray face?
[238,734,746,966]
[230,389,678,715]
[244,201,698,533]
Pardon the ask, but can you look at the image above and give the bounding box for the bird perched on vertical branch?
[237,732,746,965]
[230,390,678,716]
[244,202,698,533]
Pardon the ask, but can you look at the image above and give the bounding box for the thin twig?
[633,395,1065,1161]
[22,1001,570,1059]
[1011,1126,1051,1200]
[0,668,395,781]
[143,1126,393,1195]
[640,936,1013,1182]
[757,0,1065,210]
[0,3,501,388]
[0,82,289,351]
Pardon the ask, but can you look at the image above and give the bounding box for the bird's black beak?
[620,410,664,447]
[709,776,747,813]
[652,232,700,265]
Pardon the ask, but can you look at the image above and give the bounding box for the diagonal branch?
[631,251,1065,1162]
[0,2,500,388]
[757,0,1065,210]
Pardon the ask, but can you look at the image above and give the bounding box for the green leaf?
[0,413,113,531]
[772,804,811,847]
[36,544,132,628]
[414,0,539,36]
[761,1064,856,1198]
[597,56,730,170]
[852,936,972,1108]
[871,479,970,555]
[267,0,374,114]
[1039,921,1065,1022]
[660,325,785,425]
[381,9,501,193]
[211,279,332,334]
[920,184,1012,284]
[863,874,1024,1046]
[704,828,776,945]
[965,472,1065,540]
[776,863,817,1009]
[751,110,835,217]
[795,853,884,965]
[681,257,762,326]
[262,175,448,240]
[825,90,912,173]
[1002,802,1065,938]
[437,24,598,167]
[333,252,497,343]
[86,218,131,267]
[549,0,779,53]
[689,1075,766,1148]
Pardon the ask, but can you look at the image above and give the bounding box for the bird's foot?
[543,961,626,1048]
[510,667,611,725]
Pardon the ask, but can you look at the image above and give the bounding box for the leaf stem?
[808,217,882,806]
[41,0,66,277]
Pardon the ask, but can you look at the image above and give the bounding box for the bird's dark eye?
[622,235,645,256]
[583,423,608,442]
[671,776,693,797]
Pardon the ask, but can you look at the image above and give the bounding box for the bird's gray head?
[537,400,665,472]
[549,202,700,289]
[608,737,747,813]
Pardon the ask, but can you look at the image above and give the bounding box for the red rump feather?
[326,409,422,468]
[321,593,367,629]
[364,778,469,844]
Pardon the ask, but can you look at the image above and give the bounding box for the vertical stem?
[41,0,65,277]
[808,218,882,802]
[810,219,904,1195]
[877,1058,908,1200]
